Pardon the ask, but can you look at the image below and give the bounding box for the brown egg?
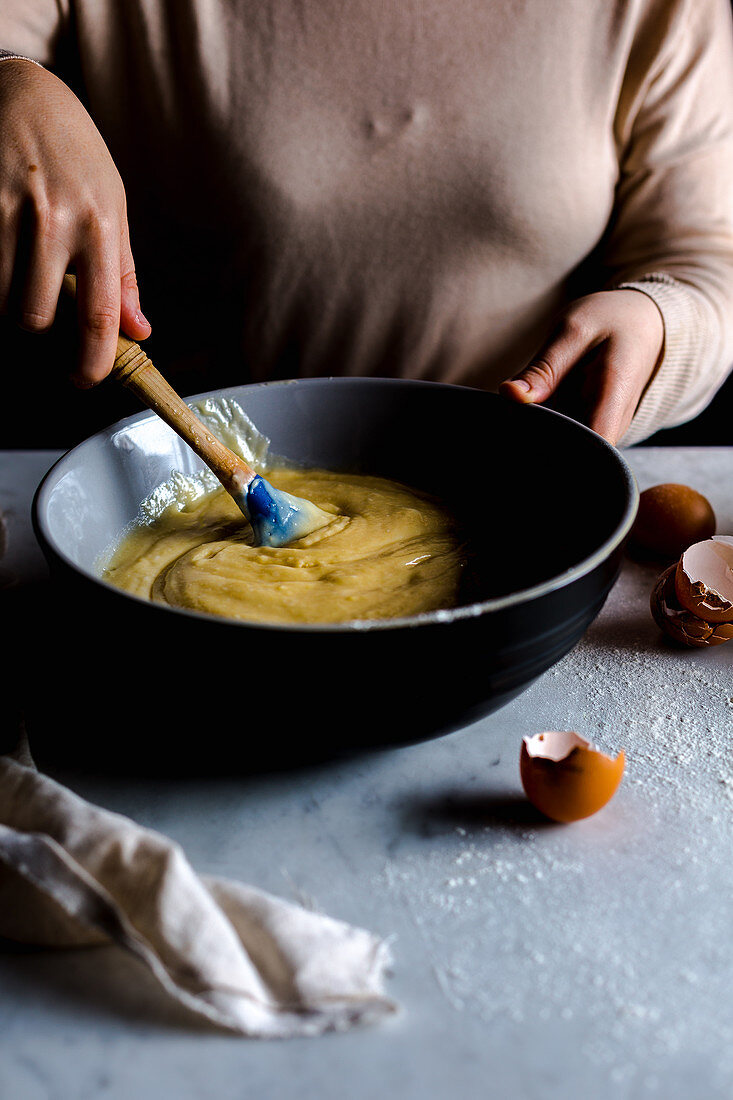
[650,563,733,647]
[519,731,625,823]
[630,483,716,560]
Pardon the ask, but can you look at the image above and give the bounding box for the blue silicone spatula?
[62,275,332,547]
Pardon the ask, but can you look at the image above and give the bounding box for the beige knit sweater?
[3,0,733,444]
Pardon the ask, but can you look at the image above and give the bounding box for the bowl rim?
[32,376,639,634]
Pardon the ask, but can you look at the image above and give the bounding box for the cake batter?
[104,466,465,625]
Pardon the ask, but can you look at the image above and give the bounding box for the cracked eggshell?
[674,535,733,623]
[519,731,625,823]
[651,564,733,648]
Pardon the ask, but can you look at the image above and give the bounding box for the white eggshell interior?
[523,730,592,761]
[680,535,733,601]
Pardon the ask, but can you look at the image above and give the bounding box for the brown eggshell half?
[651,564,733,647]
[520,731,625,823]
[674,536,733,623]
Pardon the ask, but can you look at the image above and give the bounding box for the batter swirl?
[104,466,465,625]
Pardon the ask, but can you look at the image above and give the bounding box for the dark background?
[642,371,733,446]
[1,312,731,451]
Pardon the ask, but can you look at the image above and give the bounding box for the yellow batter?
[103,466,466,624]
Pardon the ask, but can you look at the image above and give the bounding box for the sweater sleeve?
[0,0,68,68]
[606,0,733,446]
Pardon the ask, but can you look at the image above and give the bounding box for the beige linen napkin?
[0,742,396,1038]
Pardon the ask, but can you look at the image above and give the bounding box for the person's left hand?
[498,289,664,445]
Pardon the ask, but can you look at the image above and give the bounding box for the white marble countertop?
[1,448,733,1100]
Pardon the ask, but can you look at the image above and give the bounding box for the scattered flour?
[374,550,733,1093]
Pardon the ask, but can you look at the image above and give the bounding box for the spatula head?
[246,475,333,547]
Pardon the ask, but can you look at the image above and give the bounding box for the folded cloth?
[0,741,396,1038]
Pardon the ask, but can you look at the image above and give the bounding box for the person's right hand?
[0,60,151,386]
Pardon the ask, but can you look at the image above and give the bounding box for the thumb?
[500,318,604,405]
[119,222,151,342]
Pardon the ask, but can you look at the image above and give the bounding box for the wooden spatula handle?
[112,343,252,485]
[61,275,254,489]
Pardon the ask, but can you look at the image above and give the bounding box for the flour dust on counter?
[373,545,733,1093]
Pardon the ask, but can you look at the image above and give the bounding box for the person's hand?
[499,290,664,444]
[0,60,150,386]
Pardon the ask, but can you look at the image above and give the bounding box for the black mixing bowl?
[31,378,637,773]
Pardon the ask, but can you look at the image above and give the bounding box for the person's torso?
[70,0,636,390]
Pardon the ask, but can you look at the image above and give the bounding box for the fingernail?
[135,309,151,331]
[511,378,531,393]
